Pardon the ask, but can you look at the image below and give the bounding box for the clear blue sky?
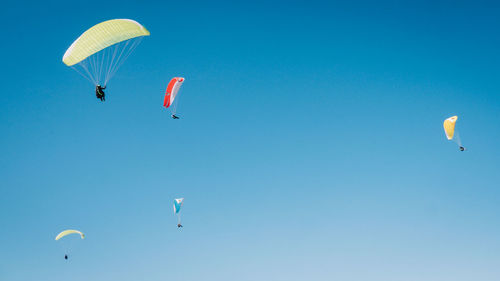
[1,1,500,280]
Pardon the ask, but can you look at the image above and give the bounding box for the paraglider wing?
[164,77,185,108]
[55,230,85,241]
[63,19,150,66]
[173,198,184,214]
[62,19,149,87]
[443,116,458,140]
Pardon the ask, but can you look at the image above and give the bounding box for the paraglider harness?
[95,85,106,101]
[172,114,180,119]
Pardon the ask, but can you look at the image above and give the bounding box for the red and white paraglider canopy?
[163,77,185,108]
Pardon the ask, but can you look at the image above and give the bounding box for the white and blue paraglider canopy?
[173,198,184,214]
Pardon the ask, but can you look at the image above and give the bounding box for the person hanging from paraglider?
[460,146,465,151]
[64,254,68,260]
[177,223,183,228]
[95,85,106,101]
[172,114,180,119]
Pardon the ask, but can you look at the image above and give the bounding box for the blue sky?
[1,1,500,280]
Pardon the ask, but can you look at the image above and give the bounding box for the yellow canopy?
[62,19,150,66]
[55,230,85,241]
[443,116,458,140]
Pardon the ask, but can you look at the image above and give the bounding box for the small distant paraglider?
[62,19,150,101]
[174,198,184,228]
[164,77,185,119]
[55,230,85,260]
[443,116,466,151]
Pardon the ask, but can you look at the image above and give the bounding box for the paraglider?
[443,116,466,151]
[55,230,84,260]
[164,77,185,119]
[173,198,184,228]
[62,19,150,101]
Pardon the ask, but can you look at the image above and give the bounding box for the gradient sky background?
[1,0,500,280]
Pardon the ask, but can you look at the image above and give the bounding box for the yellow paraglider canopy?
[55,230,85,241]
[443,116,458,140]
[63,19,150,66]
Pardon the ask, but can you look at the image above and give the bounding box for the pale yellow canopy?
[62,19,150,66]
[55,230,85,241]
[443,116,458,140]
